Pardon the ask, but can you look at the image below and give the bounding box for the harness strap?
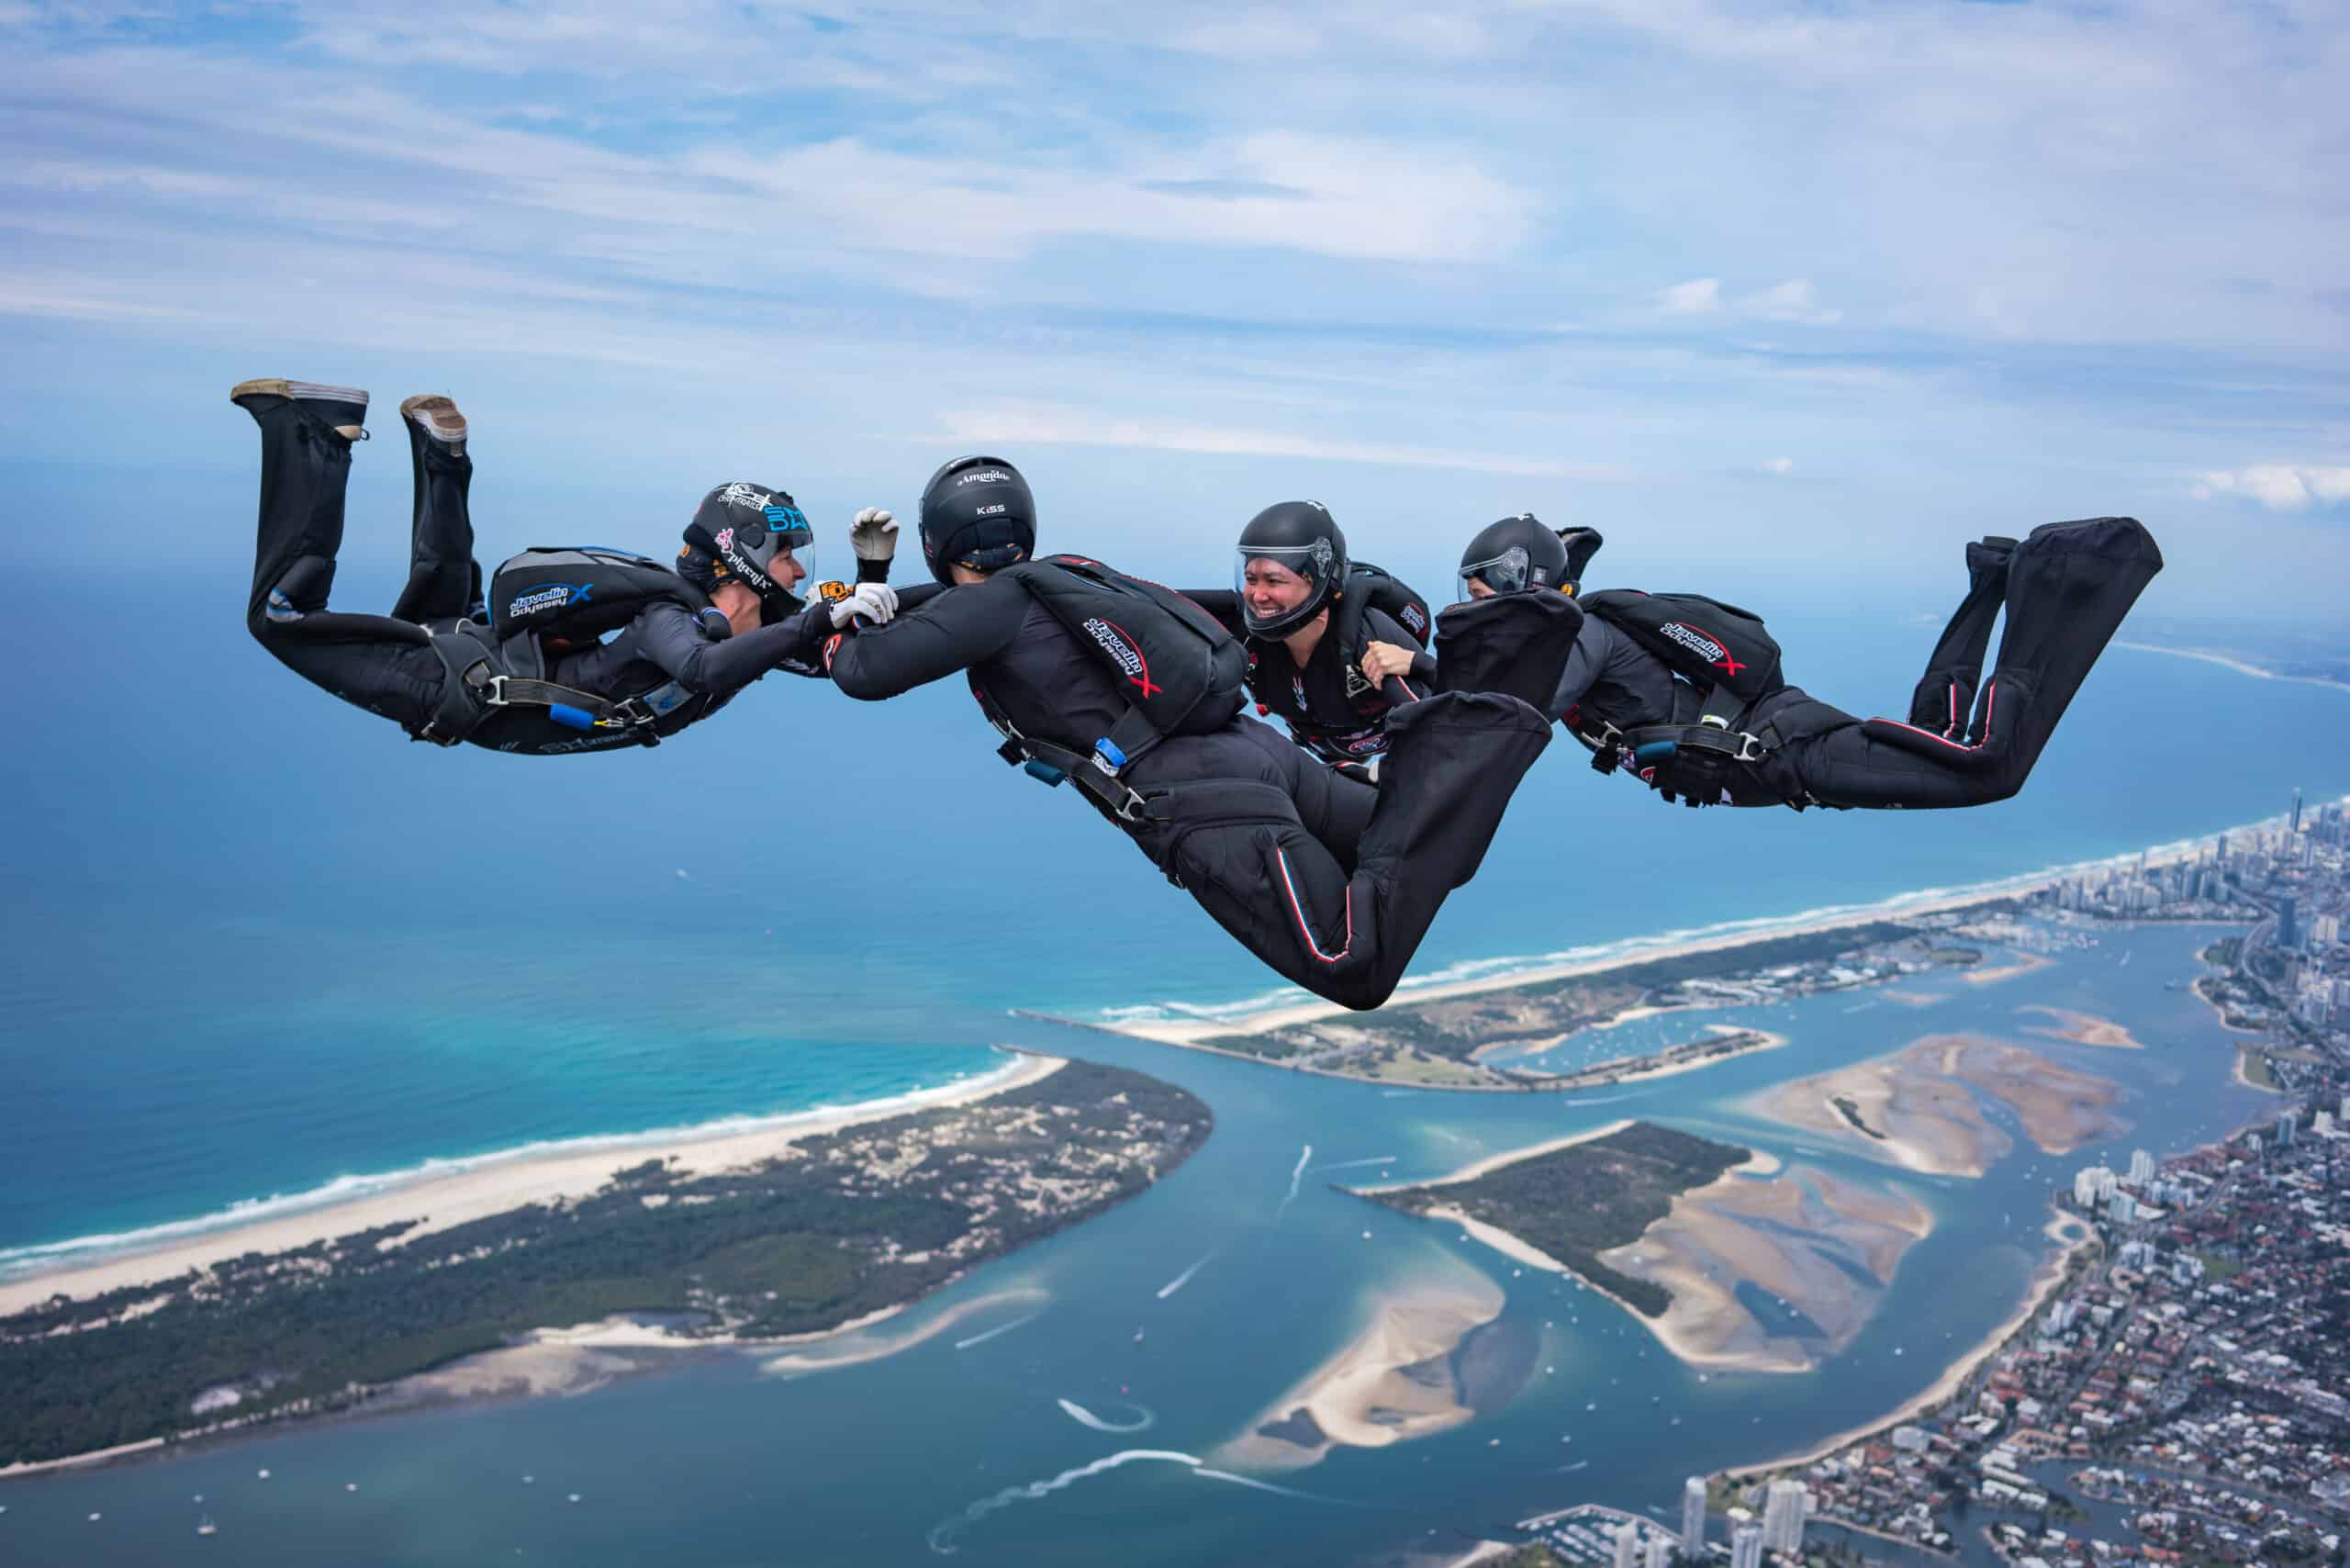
[969,679,1154,823]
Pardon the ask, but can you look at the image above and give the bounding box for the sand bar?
[0,1052,1063,1316]
[2016,1005,2145,1050]
[1355,1121,1636,1194]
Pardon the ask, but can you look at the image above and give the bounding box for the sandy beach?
[0,1052,1064,1316]
[1743,1212,2098,1474]
[2016,1004,2146,1049]
[1595,1159,1933,1374]
[1354,1121,1636,1194]
[1752,1035,2125,1178]
[1214,1267,1505,1470]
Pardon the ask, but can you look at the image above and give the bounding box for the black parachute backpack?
[977,554,1248,821]
[408,547,727,756]
[1337,562,1433,651]
[489,546,709,644]
[1573,589,1787,806]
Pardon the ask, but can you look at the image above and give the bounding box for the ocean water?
[1,558,2345,1562]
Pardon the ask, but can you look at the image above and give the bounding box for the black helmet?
[919,455,1035,585]
[1234,500,1348,637]
[684,481,814,618]
[1458,513,1568,600]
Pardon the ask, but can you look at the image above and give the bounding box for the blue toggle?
[550,704,597,731]
[1093,738,1128,769]
[1633,740,1678,764]
[1023,760,1068,787]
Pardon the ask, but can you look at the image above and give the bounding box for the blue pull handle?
[550,704,597,731]
[1023,760,1068,787]
[1093,737,1128,770]
[1633,740,1678,764]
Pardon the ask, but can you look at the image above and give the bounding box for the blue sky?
[2,0,2344,612]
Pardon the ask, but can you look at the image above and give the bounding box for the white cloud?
[938,405,1628,480]
[1658,277,1722,314]
[1738,279,1841,326]
[1764,456,1795,476]
[2193,465,2350,510]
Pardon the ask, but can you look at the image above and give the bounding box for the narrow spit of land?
[0,1055,1211,1473]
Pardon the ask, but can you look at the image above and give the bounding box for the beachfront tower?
[2128,1149,2155,1185]
[1730,1522,1764,1568]
[1682,1475,1708,1555]
[1761,1480,1809,1554]
[1613,1519,1640,1568]
[2278,898,2300,953]
[1645,1533,1674,1568]
[2277,1111,2297,1148]
[2291,787,2303,834]
[2074,1165,2118,1207]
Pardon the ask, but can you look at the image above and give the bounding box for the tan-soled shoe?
[398,393,467,452]
[230,378,370,441]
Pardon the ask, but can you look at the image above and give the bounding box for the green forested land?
[1205,918,1937,1062]
[1365,1122,1749,1316]
[0,1058,1208,1467]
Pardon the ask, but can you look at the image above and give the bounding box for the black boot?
[1906,534,2014,736]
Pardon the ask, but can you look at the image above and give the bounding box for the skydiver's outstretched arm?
[825,576,1030,699]
[555,599,840,698]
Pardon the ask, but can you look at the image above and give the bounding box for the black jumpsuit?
[1558,516,2163,810]
[1183,592,1433,767]
[824,570,1581,1010]
[241,395,837,744]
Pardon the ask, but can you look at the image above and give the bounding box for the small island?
[1353,1122,1751,1316]
[0,1054,1210,1472]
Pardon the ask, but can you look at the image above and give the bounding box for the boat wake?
[1156,1252,1215,1300]
[927,1447,1348,1552]
[954,1311,1045,1351]
[1274,1144,1313,1221]
[1057,1397,1155,1434]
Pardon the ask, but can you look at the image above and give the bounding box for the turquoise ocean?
[2,564,2346,1564]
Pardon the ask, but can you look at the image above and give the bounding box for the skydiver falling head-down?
[819,456,1583,1011]
[1178,503,1438,778]
[231,379,901,754]
[1416,512,2162,810]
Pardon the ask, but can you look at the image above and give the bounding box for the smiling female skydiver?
[1177,503,1440,778]
[1394,511,2163,810]
[816,455,1583,1011]
[231,378,901,755]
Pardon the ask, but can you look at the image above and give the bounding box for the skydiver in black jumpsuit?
[230,378,898,752]
[821,456,1582,1011]
[1438,513,2162,811]
[1180,502,1438,776]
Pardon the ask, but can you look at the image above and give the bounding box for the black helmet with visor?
[685,481,814,619]
[1458,513,1568,601]
[1234,500,1348,638]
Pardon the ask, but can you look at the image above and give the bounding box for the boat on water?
[196,1515,218,1537]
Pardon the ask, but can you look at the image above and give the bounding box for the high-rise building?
[2106,1189,2137,1225]
[1761,1480,1808,1554]
[2291,788,2303,834]
[1614,1519,1641,1568]
[2128,1149,2155,1185]
[1682,1475,1708,1556]
[1646,1534,1674,1568]
[2074,1165,2118,1206]
[1730,1523,1764,1568]
[2278,898,2300,952]
[2276,1111,2297,1148]
[2312,1110,2335,1137]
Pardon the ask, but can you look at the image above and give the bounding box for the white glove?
[849,506,899,564]
[828,581,898,629]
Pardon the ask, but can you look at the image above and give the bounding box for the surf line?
[1156,1252,1215,1300]
[1274,1143,1313,1220]
[954,1311,1044,1350]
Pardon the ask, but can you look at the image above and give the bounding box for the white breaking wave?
[954,1311,1044,1350]
[0,1058,1031,1284]
[1156,1252,1215,1300]
[1057,1397,1155,1434]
